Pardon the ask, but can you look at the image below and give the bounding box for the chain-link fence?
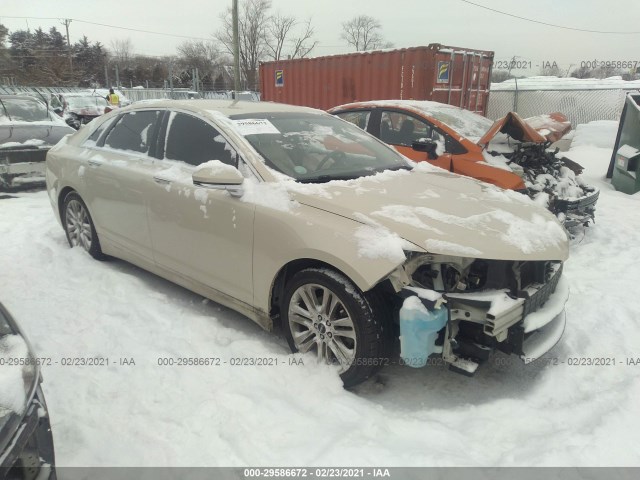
[0,85,86,96]
[487,88,639,127]
[119,88,260,102]
[0,85,260,103]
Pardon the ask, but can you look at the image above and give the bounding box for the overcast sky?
[2,0,639,74]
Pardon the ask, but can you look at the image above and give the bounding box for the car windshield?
[66,96,107,108]
[425,106,494,140]
[230,112,409,183]
[0,97,49,122]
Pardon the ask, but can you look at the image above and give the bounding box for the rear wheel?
[62,192,104,259]
[281,268,390,387]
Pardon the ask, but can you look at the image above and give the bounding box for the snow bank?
[570,121,619,150]
[492,76,640,91]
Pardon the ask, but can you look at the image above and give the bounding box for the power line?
[456,0,640,34]
[0,15,212,41]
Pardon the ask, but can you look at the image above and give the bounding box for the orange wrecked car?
[329,101,598,228]
[329,100,570,191]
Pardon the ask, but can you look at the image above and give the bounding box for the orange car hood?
[478,112,571,147]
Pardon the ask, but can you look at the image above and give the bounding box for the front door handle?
[88,159,103,167]
[153,176,171,185]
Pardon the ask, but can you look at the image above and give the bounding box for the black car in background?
[0,302,56,479]
[0,95,74,190]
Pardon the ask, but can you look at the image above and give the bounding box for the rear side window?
[104,110,161,154]
[164,113,237,167]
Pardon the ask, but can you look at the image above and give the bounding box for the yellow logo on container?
[437,61,450,83]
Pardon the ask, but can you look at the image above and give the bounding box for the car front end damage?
[386,253,568,375]
[0,145,49,189]
[501,142,600,229]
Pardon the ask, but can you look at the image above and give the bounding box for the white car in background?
[45,100,570,387]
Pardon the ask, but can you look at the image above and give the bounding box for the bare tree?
[539,64,564,77]
[110,38,134,68]
[177,40,225,90]
[571,65,592,79]
[216,0,271,90]
[177,41,221,73]
[265,14,316,61]
[491,70,515,83]
[341,15,391,51]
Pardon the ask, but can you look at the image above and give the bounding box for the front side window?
[380,110,467,155]
[164,113,237,167]
[380,111,435,147]
[335,110,371,131]
[104,111,161,154]
[231,112,408,183]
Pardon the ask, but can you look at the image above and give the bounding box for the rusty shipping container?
[259,44,494,115]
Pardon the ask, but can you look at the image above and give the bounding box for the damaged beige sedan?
[46,100,569,387]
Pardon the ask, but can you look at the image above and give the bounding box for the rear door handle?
[153,176,171,185]
[88,159,103,167]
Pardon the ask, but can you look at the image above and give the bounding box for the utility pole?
[169,62,174,99]
[232,0,241,95]
[115,64,120,88]
[61,19,73,71]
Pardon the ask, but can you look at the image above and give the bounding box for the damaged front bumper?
[0,385,56,479]
[400,264,569,374]
[0,147,48,189]
[554,187,600,229]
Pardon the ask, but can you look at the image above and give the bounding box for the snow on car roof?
[120,99,323,117]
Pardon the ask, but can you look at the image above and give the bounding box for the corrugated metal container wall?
[260,44,494,115]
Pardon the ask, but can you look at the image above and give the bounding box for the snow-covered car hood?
[289,166,569,261]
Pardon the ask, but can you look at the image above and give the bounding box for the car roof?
[123,99,322,117]
[330,99,467,113]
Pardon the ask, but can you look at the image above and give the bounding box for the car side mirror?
[412,139,439,160]
[192,164,244,197]
[53,107,63,116]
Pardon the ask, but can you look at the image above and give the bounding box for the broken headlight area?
[394,253,568,375]
[490,142,600,229]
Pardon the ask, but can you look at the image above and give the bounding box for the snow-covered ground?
[1,121,640,466]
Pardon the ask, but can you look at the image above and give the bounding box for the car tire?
[62,192,104,260]
[281,267,391,387]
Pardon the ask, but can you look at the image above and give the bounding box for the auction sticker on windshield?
[232,119,280,136]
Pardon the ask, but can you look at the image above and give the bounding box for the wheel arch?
[57,186,77,221]
[268,256,393,328]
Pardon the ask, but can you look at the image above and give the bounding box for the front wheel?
[281,268,390,387]
[62,192,104,259]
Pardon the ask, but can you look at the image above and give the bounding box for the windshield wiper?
[376,164,412,172]
[297,173,363,183]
